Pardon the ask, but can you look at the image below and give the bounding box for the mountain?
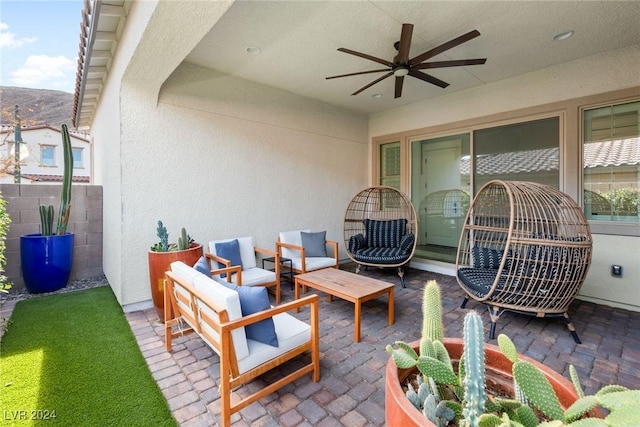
[1,86,75,129]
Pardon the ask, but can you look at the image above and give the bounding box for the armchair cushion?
[215,239,243,276]
[301,231,328,257]
[279,229,311,260]
[348,234,365,254]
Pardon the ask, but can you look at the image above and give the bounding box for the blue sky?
[1,0,83,94]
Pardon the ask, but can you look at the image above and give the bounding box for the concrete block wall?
[1,184,103,290]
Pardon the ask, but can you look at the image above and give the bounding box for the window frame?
[580,98,640,236]
[40,144,56,167]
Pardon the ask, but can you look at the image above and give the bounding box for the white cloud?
[10,55,75,87]
[0,22,37,48]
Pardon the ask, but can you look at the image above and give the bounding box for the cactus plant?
[386,280,637,426]
[38,124,73,236]
[150,221,194,252]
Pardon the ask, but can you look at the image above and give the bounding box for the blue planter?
[20,233,74,294]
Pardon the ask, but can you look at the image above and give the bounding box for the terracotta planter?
[385,338,600,426]
[148,243,203,322]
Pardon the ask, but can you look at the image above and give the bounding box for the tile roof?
[460,137,639,176]
[20,174,90,183]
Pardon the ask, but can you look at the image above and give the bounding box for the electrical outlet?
[611,265,623,277]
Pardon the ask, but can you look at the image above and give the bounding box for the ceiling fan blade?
[414,58,487,70]
[337,47,394,67]
[395,23,413,64]
[408,69,449,88]
[409,29,481,66]
[352,71,394,96]
[326,68,391,80]
[394,75,404,98]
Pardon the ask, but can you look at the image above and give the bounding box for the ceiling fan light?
[393,67,409,77]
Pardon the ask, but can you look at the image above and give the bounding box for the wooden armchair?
[276,229,339,275]
[207,236,281,304]
[164,261,320,427]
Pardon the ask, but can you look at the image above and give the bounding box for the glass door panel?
[411,134,470,263]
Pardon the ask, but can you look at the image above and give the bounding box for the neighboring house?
[73,1,640,312]
[0,125,91,184]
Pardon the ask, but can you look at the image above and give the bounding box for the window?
[72,148,83,168]
[583,101,639,223]
[41,145,55,166]
[473,117,560,193]
[380,142,401,189]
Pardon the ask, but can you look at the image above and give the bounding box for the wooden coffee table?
[294,268,394,343]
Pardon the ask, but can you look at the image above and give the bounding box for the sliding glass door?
[411,134,470,263]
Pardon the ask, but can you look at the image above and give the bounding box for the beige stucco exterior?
[86,1,639,311]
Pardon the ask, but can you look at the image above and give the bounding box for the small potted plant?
[148,221,202,322]
[20,124,74,294]
[385,280,637,426]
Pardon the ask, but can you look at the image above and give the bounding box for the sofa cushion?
[185,264,249,360]
[301,231,327,257]
[238,312,311,374]
[193,256,211,277]
[364,218,407,248]
[218,281,278,347]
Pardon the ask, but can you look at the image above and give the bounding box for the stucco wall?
[369,44,640,310]
[112,63,368,308]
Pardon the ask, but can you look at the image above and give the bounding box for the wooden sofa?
[164,261,320,427]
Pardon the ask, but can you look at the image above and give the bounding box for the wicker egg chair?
[344,186,418,287]
[456,180,592,344]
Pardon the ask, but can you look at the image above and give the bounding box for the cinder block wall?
[1,184,104,290]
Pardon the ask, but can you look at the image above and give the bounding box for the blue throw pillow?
[215,239,243,278]
[301,231,327,257]
[193,256,211,277]
[217,281,278,347]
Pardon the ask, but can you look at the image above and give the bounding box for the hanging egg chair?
[344,186,418,287]
[456,180,593,343]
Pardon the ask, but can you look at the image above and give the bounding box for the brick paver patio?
[125,264,640,426]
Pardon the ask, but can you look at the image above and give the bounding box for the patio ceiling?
[74,1,640,128]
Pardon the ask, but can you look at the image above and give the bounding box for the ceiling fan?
[326,24,487,98]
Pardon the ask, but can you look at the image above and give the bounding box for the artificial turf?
[0,286,177,426]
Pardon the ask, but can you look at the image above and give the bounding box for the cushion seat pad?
[228,268,277,287]
[290,256,336,271]
[238,312,311,374]
[352,247,411,264]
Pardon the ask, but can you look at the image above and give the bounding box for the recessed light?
[553,30,574,41]
[372,93,383,99]
[245,46,261,55]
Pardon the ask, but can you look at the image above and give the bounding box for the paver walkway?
[125,264,640,426]
[3,265,637,426]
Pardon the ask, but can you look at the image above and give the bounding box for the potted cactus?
[147,221,202,322]
[384,280,635,426]
[20,124,74,293]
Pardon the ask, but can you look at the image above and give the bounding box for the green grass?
[0,287,177,426]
